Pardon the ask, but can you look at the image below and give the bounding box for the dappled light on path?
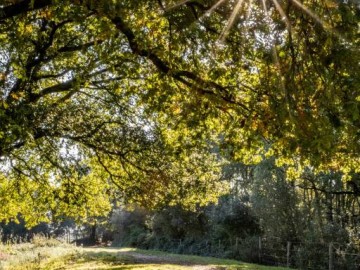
[62,247,290,270]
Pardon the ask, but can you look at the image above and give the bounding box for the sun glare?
[168,0,336,38]
[219,0,246,41]
[290,0,331,29]
[165,0,339,116]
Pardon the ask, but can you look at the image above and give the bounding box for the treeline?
[1,159,360,269]
[108,198,261,259]
[104,159,360,269]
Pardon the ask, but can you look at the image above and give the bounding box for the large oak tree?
[0,0,359,223]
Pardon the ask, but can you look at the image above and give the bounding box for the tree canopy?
[0,0,359,224]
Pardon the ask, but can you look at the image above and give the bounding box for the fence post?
[258,237,262,263]
[235,237,239,250]
[329,242,334,270]
[218,240,221,251]
[287,241,291,268]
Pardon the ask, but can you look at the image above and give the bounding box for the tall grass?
[0,235,79,269]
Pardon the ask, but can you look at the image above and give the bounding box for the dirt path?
[124,251,225,269]
[79,247,230,270]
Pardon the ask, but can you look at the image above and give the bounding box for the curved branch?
[111,16,249,112]
[0,0,51,21]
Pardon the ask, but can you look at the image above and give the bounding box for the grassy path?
[58,247,290,270]
[1,244,290,270]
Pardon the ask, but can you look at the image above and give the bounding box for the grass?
[0,235,78,270]
[0,242,290,270]
[74,247,291,270]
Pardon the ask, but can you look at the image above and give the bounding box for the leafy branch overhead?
[0,0,359,223]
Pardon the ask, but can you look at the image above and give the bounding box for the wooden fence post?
[287,241,291,268]
[329,242,334,270]
[235,237,239,250]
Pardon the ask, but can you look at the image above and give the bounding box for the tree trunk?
[89,222,97,244]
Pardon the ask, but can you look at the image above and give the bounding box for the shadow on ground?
[76,247,267,270]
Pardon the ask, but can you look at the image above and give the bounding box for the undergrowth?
[0,235,79,270]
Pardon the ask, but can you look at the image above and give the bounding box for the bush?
[31,234,63,247]
[110,207,148,246]
[233,236,260,263]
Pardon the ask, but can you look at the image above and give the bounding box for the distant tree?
[110,206,148,246]
[0,216,50,243]
[208,195,261,240]
[244,159,302,241]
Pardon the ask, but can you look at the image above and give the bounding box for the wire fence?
[263,238,359,270]
[0,227,84,245]
[143,236,360,270]
[2,230,360,269]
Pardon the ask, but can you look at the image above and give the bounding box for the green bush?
[31,234,63,247]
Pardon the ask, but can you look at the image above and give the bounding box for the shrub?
[31,234,63,247]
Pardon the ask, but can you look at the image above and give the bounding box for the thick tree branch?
[0,0,51,21]
[0,128,48,157]
[111,16,249,112]
[297,184,360,196]
[28,79,78,103]
[1,1,249,112]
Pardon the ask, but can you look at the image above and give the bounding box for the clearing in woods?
[57,247,290,270]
